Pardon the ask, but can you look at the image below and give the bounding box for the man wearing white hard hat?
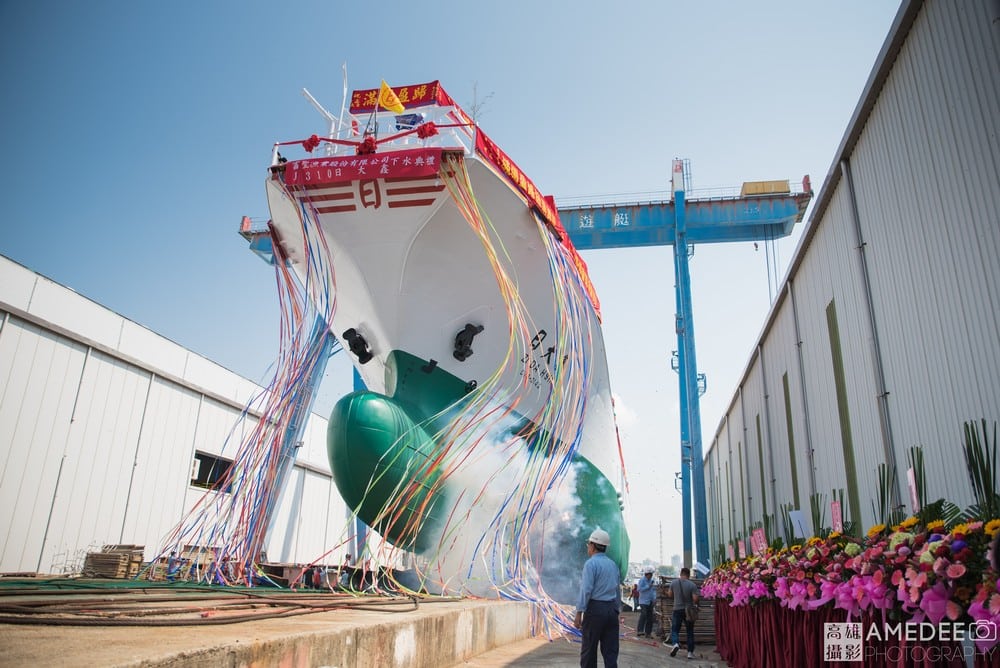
[574,528,621,667]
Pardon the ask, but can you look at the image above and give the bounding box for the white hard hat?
[588,529,611,546]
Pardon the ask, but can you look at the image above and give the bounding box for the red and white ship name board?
[284,147,459,187]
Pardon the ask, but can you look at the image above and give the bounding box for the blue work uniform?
[576,551,621,667]
[636,573,657,636]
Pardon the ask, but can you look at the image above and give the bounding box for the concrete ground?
[0,581,725,667]
[0,596,526,668]
[457,610,724,668]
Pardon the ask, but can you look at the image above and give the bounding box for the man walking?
[574,528,621,667]
[665,567,700,659]
[636,569,657,637]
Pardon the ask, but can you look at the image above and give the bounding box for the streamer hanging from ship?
[151,80,630,631]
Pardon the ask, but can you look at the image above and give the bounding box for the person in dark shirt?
[665,567,701,659]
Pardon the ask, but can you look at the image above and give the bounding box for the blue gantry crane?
[558,159,812,569]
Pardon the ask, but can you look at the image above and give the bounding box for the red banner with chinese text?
[283,147,456,187]
[350,80,454,113]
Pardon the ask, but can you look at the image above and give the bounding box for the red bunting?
[302,134,321,152]
[356,136,377,155]
[416,122,439,139]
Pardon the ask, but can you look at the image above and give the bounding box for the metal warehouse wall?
[0,256,351,574]
[705,0,1000,561]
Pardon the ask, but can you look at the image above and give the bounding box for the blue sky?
[0,1,901,565]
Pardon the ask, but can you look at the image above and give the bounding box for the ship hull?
[264,95,628,597]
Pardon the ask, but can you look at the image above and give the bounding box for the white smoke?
[405,406,587,605]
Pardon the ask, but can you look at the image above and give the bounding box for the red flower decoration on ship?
[356,136,377,155]
[302,134,321,152]
[416,122,438,139]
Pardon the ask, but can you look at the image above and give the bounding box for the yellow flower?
[900,516,919,529]
[985,519,1000,538]
[828,531,842,540]
[867,524,887,539]
[951,522,969,537]
[807,536,822,546]
[926,520,945,532]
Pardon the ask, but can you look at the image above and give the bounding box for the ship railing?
[272,104,475,165]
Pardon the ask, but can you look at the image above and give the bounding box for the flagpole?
[337,62,348,155]
[373,82,379,143]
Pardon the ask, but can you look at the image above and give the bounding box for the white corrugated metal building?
[705,0,1000,562]
[0,256,350,574]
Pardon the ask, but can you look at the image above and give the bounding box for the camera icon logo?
[971,620,998,642]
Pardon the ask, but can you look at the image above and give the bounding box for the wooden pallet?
[82,545,145,579]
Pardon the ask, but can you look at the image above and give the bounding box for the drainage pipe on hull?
[757,344,779,523]
[840,158,900,509]
[788,279,818,499]
[38,347,93,574]
[119,373,155,545]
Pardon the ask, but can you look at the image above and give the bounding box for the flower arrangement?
[702,517,1000,653]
